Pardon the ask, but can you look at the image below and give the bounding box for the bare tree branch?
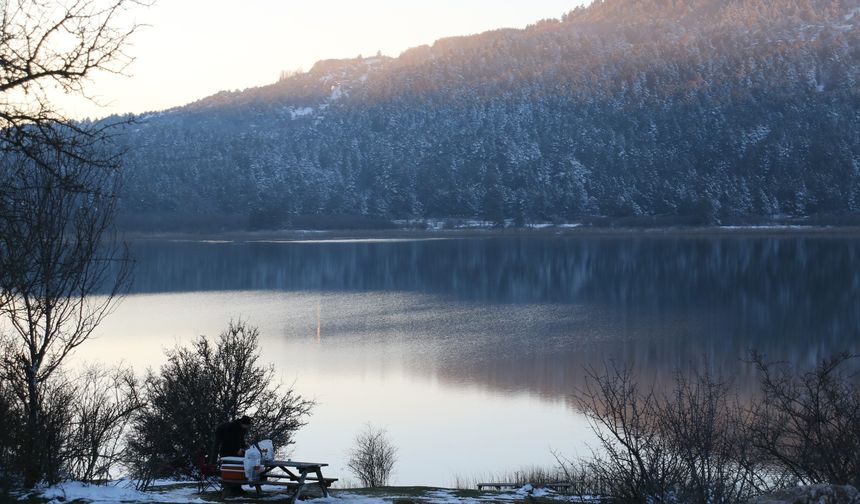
[0,0,147,487]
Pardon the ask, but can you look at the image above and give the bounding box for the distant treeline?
[115,0,859,230]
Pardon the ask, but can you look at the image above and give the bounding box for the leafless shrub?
[552,451,611,497]
[747,351,860,487]
[656,372,765,503]
[347,424,397,488]
[63,366,143,482]
[0,360,143,486]
[126,320,314,479]
[575,362,786,504]
[576,362,682,503]
[37,378,77,485]
[0,355,76,485]
[574,355,860,503]
[0,339,21,487]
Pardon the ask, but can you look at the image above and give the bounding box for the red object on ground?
[220,456,245,481]
[194,452,221,493]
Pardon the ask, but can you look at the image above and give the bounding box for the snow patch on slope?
[290,107,316,119]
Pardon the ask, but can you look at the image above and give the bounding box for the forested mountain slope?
[117,0,860,228]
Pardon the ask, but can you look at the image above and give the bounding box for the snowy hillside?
[116,0,860,228]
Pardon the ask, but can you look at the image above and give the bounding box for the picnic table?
[223,459,337,503]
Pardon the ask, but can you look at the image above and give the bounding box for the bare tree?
[347,424,397,488]
[0,0,142,125]
[0,0,148,198]
[0,0,147,487]
[0,142,132,486]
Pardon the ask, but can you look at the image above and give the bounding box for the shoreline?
[16,481,576,504]
[119,225,860,243]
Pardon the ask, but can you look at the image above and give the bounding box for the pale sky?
[56,0,586,119]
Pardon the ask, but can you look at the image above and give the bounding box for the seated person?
[214,415,251,458]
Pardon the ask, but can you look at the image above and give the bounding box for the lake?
[81,232,860,487]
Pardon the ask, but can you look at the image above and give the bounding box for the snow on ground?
[26,480,205,504]
[316,488,593,504]
[22,481,596,504]
[422,490,485,504]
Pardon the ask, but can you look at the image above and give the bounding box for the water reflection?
[87,235,860,485]
[96,236,860,406]
[124,236,860,348]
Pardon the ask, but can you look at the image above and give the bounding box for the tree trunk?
[23,368,41,488]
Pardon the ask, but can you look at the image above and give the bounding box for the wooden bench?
[477,482,519,490]
[220,459,336,504]
[263,474,338,485]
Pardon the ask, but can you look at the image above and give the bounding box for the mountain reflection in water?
[115,236,860,398]
[85,235,860,485]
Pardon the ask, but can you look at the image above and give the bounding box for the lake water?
[81,233,860,487]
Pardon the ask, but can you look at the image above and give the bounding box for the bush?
[0,370,76,486]
[63,366,143,482]
[656,372,767,503]
[748,352,860,487]
[576,363,779,504]
[0,360,141,487]
[37,378,76,485]
[347,424,397,488]
[126,320,314,480]
[0,364,21,489]
[576,363,681,503]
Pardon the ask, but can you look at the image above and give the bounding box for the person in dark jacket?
[214,415,252,458]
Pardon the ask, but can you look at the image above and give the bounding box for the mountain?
[116,0,860,229]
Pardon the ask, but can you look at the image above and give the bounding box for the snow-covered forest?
[116,0,860,228]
